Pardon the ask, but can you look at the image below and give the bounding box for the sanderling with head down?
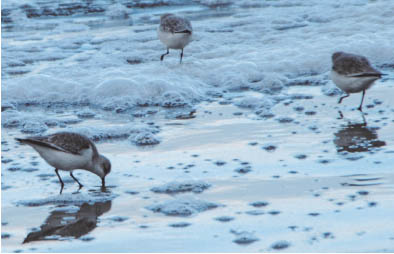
[331,51,386,111]
[158,13,193,64]
[16,131,111,193]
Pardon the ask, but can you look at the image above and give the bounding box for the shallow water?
[2,0,394,252]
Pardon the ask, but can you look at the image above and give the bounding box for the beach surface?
[2,0,394,252]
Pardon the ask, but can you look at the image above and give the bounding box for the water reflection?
[334,113,386,153]
[23,201,111,243]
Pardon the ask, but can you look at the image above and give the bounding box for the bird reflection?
[334,111,386,153]
[23,201,111,243]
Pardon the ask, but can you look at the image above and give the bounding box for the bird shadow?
[334,111,386,153]
[23,200,112,244]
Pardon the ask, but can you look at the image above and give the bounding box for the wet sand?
[2,82,394,252]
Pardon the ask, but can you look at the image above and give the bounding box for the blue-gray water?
[2,0,394,252]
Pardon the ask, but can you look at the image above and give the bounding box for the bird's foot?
[59,184,64,195]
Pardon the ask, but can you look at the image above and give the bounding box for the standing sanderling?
[158,13,193,64]
[331,51,385,111]
[16,132,111,193]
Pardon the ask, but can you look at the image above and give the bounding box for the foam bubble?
[146,196,220,217]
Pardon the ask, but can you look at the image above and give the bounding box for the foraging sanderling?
[158,13,193,63]
[16,132,111,193]
[331,51,385,111]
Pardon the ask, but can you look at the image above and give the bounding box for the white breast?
[158,28,192,49]
[32,145,93,171]
[331,70,379,94]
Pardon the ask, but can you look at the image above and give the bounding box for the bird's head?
[332,51,344,62]
[160,13,174,21]
[94,155,111,187]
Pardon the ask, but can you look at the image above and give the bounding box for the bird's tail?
[15,137,46,147]
[15,137,66,152]
[174,30,192,34]
[348,72,387,78]
[15,138,27,144]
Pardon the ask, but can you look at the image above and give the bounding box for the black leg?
[160,48,169,61]
[338,110,344,119]
[70,171,83,189]
[338,94,349,104]
[55,168,64,194]
[180,49,184,64]
[101,178,107,192]
[358,90,366,111]
[360,111,367,126]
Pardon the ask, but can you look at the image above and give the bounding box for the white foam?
[198,0,234,7]
[146,196,221,216]
[151,180,211,194]
[106,3,131,20]
[17,192,118,207]
[130,132,160,146]
[65,123,159,142]
[2,0,394,113]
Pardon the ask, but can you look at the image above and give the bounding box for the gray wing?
[333,53,382,76]
[17,132,95,156]
[161,15,192,34]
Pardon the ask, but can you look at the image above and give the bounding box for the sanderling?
[158,13,193,63]
[331,51,385,111]
[16,132,111,193]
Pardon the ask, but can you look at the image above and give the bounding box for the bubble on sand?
[2,233,11,239]
[130,132,160,146]
[21,121,48,134]
[293,106,304,112]
[76,109,96,119]
[235,166,252,174]
[305,111,316,116]
[368,201,377,207]
[80,236,95,242]
[2,158,13,164]
[106,3,130,20]
[276,117,294,123]
[151,180,211,194]
[7,166,21,172]
[214,216,235,222]
[294,154,307,159]
[318,159,331,164]
[357,191,369,196]
[161,92,191,108]
[271,240,291,250]
[21,167,39,173]
[106,216,129,222]
[214,160,227,166]
[146,197,220,217]
[268,210,281,215]
[125,190,139,195]
[199,0,234,8]
[322,232,334,239]
[230,230,259,245]
[169,222,191,228]
[245,210,265,216]
[235,97,273,110]
[249,201,269,208]
[17,192,118,207]
[262,144,277,152]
